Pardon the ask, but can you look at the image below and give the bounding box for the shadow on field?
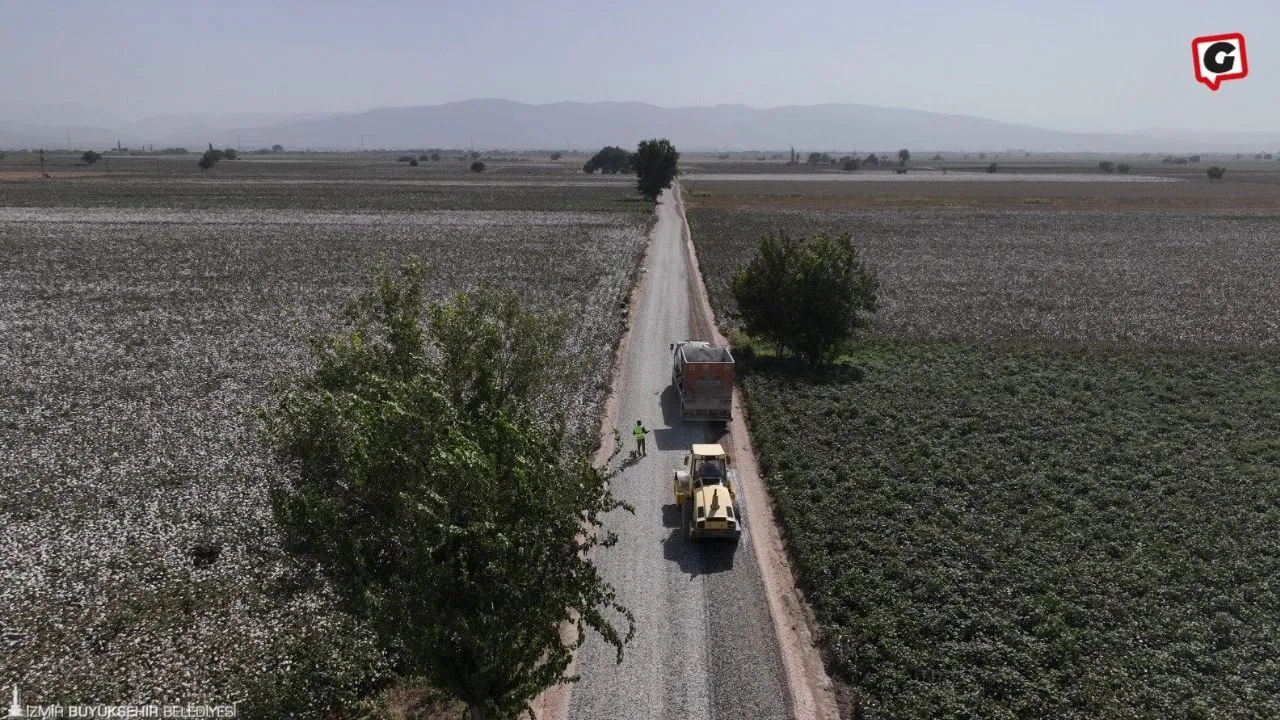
[741,355,867,386]
[662,520,737,576]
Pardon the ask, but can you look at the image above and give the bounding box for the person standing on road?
[633,420,649,456]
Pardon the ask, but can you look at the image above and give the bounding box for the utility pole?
[360,135,364,151]
[66,131,71,149]
[237,134,241,151]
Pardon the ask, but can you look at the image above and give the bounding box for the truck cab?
[672,443,741,540]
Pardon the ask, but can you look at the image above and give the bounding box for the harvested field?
[688,208,1280,347]
[0,176,641,212]
[684,172,1180,182]
[0,203,647,707]
[683,176,1280,211]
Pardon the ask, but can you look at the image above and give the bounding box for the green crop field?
[686,179,1280,719]
[0,163,647,712]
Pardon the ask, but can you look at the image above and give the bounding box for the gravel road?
[567,189,789,720]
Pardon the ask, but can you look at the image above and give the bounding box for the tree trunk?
[468,704,488,720]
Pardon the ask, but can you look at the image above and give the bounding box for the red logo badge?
[1192,33,1248,90]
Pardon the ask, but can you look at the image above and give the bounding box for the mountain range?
[2,100,1278,154]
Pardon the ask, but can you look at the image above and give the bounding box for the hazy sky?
[3,0,1277,132]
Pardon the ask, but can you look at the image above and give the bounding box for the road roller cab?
[672,444,741,540]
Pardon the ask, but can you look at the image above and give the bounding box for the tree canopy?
[259,262,633,720]
[631,138,680,201]
[582,146,632,174]
[81,150,102,165]
[197,149,219,170]
[732,230,879,364]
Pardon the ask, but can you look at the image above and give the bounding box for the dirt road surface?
[565,188,792,719]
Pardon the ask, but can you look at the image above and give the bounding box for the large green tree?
[582,145,632,174]
[260,262,634,720]
[631,138,679,201]
[732,230,879,364]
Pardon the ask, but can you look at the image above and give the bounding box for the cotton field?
[0,204,647,705]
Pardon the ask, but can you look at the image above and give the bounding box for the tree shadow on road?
[616,449,643,472]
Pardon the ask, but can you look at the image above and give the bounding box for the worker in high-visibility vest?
[633,420,649,456]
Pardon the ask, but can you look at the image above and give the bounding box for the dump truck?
[670,340,734,421]
[673,443,741,540]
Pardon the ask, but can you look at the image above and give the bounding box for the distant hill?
[175,100,1186,153]
[2,100,1277,153]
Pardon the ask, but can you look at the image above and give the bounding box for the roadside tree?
[81,151,102,165]
[632,138,680,201]
[898,148,910,167]
[470,161,486,172]
[261,262,634,720]
[1207,166,1225,181]
[732,230,879,364]
[1099,161,1115,173]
